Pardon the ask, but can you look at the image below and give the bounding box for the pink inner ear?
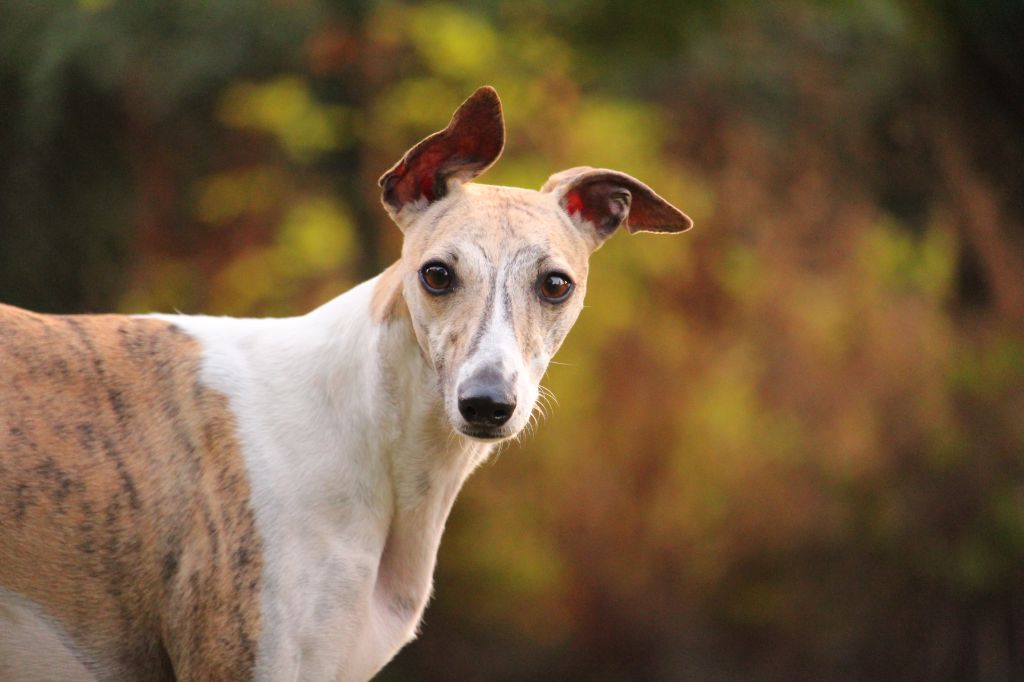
[565,190,586,219]
[419,174,435,202]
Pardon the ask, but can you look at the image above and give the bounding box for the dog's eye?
[420,262,454,295]
[538,272,573,303]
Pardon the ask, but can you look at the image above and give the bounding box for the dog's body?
[0,87,691,681]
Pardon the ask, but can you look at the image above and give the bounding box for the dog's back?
[0,304,262,680]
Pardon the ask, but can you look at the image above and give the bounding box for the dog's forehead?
[412,184,589,270]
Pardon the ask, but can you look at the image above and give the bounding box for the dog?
[0,86,692,681]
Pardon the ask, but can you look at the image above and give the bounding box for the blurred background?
[2,1,1023,679]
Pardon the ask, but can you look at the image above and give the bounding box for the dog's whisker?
[538,384,560,407]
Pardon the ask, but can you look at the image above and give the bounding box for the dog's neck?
[354,269,493,616]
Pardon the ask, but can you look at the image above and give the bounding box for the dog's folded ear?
[379,86,505,222]
[542,166,693,247]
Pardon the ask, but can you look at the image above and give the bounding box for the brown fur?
[0,304,262,680]
[370,261,408,325]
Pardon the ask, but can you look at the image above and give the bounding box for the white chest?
[249,430,485,682]
[255,525,408,682]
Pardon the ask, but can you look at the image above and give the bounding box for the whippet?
[0,86,692,681]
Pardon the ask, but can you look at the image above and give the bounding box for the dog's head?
[379,86,692,442]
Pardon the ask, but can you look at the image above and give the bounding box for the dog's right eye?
[419,262,454,295]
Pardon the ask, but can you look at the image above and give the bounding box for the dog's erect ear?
[542,166,693,247]
[379,86,505,221]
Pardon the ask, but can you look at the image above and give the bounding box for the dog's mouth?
[455,425,515,442]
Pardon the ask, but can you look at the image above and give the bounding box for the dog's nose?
[458,373,516,427]
[458,393,516,427]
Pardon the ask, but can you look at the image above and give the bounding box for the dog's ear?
[379,86,505,223]
[542,166,692,248]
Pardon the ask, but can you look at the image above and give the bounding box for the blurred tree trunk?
[934,131,1024,323]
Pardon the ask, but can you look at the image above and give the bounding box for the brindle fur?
[0,304,261,680]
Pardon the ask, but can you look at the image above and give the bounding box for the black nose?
[458,374,516,427]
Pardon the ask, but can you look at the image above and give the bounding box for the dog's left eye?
[538,272,574,303]
[420,262,454,295]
